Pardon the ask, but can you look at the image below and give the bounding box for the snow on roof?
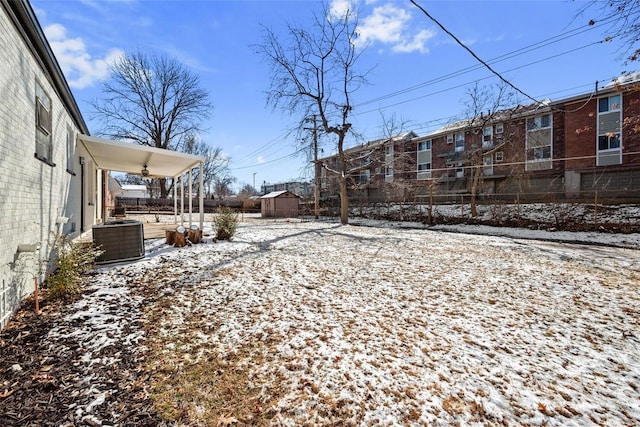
[261,190,298,199]
[121,184,147,191]
[605,70,640,88]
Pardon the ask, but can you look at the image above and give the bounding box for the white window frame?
[526,114,552,131]
[496,123,504,134]
[526,113,553,170]
[417,162,432,179]
[596,93,623,166]
[598,94,621,113]
[483,126,493,148]
[483,154,493,175]
[385,144,394,182]
[418,140,431,151]
[358,169,370,185]
[447,134,453,144]
[66,126,76,175]
[35,80,54,165]
[417,140,432,180]
[455,133,464,152]
[495,151,504,162]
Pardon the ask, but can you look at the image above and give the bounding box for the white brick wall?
[0,6,86,328]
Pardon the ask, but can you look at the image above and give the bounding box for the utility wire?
[354,41,606,117]
[411,0,540,104]
[230,146,307,170]
[355,15,617,108]
[237,130,289,162]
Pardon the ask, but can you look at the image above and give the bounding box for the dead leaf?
[0,389,15,398]
[216,413,238,426]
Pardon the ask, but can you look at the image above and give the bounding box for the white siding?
[0,6,88,328]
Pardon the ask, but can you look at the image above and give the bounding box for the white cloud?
[44,23,123,89]
[391,28,436,54]
[329,0,354,19]
[355,3,435,54]
[257,156,265,164]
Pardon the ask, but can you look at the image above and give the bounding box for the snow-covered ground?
[52,217,640,425]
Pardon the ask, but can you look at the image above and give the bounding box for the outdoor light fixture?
[141,164,150,177]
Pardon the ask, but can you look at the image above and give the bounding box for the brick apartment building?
[319,74,640,204]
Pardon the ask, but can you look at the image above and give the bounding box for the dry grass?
[144,289,286,426]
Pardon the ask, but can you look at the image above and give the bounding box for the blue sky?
[31,0,630,191]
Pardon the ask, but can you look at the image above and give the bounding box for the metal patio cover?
[78,135,204,178]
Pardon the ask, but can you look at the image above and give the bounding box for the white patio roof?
[78,135,204,177]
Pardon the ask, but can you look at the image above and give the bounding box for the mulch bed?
[0,294,162,427]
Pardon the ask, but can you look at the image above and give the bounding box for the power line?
[410,0,541,103]
[355,15,617,109]
[237,130,290,162]
[353,74,618,143]
[354,41,606,118]
[229,146,306,171]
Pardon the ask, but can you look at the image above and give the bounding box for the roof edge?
[3,0,89,134]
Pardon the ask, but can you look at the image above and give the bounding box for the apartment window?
[35,80,54,165]
[598,94,621,113]
[597,94,622,166]
[483,126,493,148]
[533,146,551,160]
[357,169,370,185]
[483,155,493,176]
[496,123,504,134]
[495,151,504,162]
[455,163,464,178]
[455,133,464,152]
[598,133,621,151]
[385,144,394,182]
[417,140,432,180]
[526,114,552,171]
[418,140,431,151]
[447,134,453,144]
[526,114,551,131]
[417,162,432,179]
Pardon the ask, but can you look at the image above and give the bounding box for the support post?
[180,173,184,226]
[173,176,178,224]
[199,162,204,230]
[188,168,193,228]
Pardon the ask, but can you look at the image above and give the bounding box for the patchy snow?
[348,218,640,249]
[55,216,640,425]
[352,202,640,231]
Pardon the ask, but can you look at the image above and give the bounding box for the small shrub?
[45,235,103,300]
[213,207,238,240]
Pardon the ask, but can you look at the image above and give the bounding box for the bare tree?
[255,3,370,224]
[460,82,516,217]
[577,0,640,62]
[183,134,230,197]
[91,50,213,197]
[213,175,236,200]
[377,112,417,219]
[238,183,258,198]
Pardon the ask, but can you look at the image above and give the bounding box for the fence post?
[594,190,598,230]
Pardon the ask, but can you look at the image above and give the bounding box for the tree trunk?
[160,177,168,198]
[339,175,349,225]
[470,160,482,217]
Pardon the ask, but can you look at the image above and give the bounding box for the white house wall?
[0,3,89,328]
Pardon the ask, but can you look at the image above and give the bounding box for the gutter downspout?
[80,156,85,232]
